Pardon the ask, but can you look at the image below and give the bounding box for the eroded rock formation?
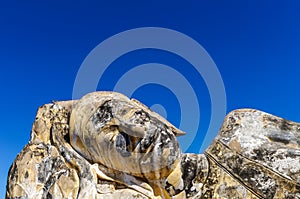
[6,92,300,198]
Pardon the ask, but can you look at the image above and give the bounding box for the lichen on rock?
[6,92,300,199]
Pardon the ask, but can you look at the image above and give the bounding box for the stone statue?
[6,92,300,198]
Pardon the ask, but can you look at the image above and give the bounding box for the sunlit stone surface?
[6,92,300,198]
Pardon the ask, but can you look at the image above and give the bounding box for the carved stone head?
[69,91,183,179]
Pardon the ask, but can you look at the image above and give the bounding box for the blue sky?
[1,1,300,197]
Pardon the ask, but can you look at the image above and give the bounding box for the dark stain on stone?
[267,116,279,124]
[134,110,150,125]
[239,167,277,198]
[115,132,131,157]
[279,120,292,131]
[24,171,29,179]
[253,148,276,161]
[226,155,243,174]
[181,154,197,196]
[46,192,52,199]
[268,133,291,145]
[64,132,70,143]
[91,100,113,129]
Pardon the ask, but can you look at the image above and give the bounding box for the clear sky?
[1,1,300,197]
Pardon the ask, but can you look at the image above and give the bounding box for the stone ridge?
[6,92,300,199]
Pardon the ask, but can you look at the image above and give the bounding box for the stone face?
[69,92,182,180]
[6,92,300,199]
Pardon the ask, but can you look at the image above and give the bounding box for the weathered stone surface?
[69,92,182,181]
[205,109,300,198]
[6,92,300,198]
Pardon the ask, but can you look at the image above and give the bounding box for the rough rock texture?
[6,92,300,199]
[205,109,300,199]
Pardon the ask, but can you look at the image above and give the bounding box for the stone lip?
[5,92,300,198]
